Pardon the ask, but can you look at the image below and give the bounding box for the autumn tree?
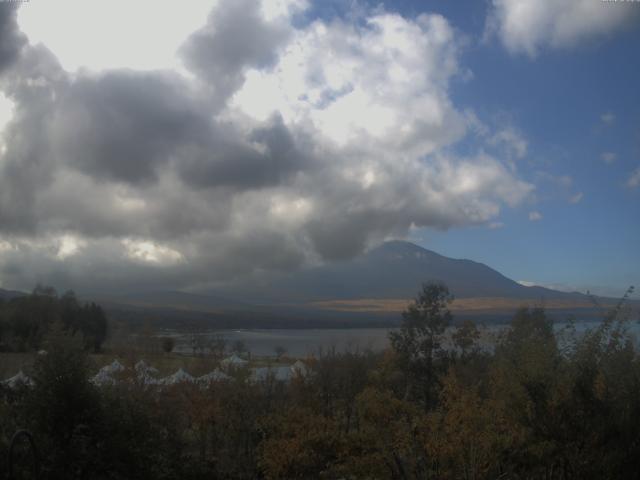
[389,282,453,408]
[452,319,481,360]
[161,336,175,354]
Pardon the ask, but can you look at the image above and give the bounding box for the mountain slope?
[215,241,582,303]
[0,288,25,301]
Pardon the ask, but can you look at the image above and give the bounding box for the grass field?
[309,296,621,313]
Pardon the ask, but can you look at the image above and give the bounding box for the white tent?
[197,369,230,385]
[134,360,160,385]
[221,354,248,367]
[160,368,194,385]
[2,371,34,388]
[92,359,126,386]
[99,359,126,375]
[290,360,308,377]
[90,369,116,386]
[135,360,159,376]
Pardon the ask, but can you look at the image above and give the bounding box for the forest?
[0,286,108,354]
[1,284,639,479]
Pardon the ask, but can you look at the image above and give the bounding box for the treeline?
[0,285,108,353]
[1,283,639,479]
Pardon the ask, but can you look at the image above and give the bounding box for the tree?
[389,282,453,408]
[232,340,247,356]
[452,319,481,360]
[209,334,227,360]
[274,345,287,359]
[27,322,102,476]
[81,302,108,353]
[161,336,175,354]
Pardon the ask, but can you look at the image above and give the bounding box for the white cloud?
[601,152,617,164]
[18,0,218,72]
[0,1,535,291]
[569,192,583,204]
[487,0,640,57]
[489,127,528,159]
[122,239,184,265]
[488,221,504,229]
[601,112,616,125]
[56,234,85,260]
[536,172,573,189]
[627,167,640,189]
[529,211,542,221]
[232,12,465,156]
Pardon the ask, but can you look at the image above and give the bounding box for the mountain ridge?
[210,240,585,304]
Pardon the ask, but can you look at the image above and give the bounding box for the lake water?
[170,319,640,357]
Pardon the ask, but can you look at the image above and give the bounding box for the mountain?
[214,240,582,303]
[95,241,617,328]
[0,288,25,301]
[97,290,249,312]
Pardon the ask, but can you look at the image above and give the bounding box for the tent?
[90,369,116,386]
[160,368,194,385]
[2,371,34,388]
[221,354,248,367]
[99,359,125,375]
[135,360,159,376]
[134,360,160,385]
[197,369,230,385]
[91,359,126,386]
[290,360,308,377]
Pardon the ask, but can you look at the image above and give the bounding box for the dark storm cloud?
[0,3,26,73]
[0,45,66,234]
[0,50,311,241]
[178,114,310,189]
[51,70,209,185]
[179,0,290,104]
[0,2,533,293]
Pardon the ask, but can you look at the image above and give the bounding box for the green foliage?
[24,326,102,477]
[0,286,108,353]
[1,284,639,479]
[389,282,453,408]
[452,319,481,360]
[161,336,175,354]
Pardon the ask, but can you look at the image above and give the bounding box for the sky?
[0,0,638,297]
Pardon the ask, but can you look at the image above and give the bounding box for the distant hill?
[97,290,249,312]
[89,241,631,328]
[0,288,25,301]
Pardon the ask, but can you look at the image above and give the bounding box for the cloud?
[179,0,295,107]
[535,171,573,189]
[0,3,26,74]
[601,152,617,164]
[569,192,583,204]
[601,112,616,125]
[628,168,640,189]
[486,0,640,57]
[488,127,528,159]
[529,211,543,221]
[0,0,534,292]
[488,222,504,229]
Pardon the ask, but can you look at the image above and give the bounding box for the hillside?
[214,240,584,303]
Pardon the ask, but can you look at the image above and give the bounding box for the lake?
[170,319,640,357]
